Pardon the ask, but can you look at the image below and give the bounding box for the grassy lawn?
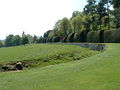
[0,44,98,67]
[0,43,120,90]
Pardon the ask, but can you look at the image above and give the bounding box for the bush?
[46,38,49,43]
[104,30,120,43]
[73,32,81,42]
[66,33,76,42]
[42,38,47,43]
[40,38,43,43]
[87,30,104,43]
[52,37,60,42]
[49,38,53,42]
[62,33,69,43]
[79,30,89,42]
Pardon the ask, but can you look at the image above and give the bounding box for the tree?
[59,17,72,36]
[112,0,120,9]
[27,34,34,43]
[83,0,97,30]
[44,30,52,38]
[5,34,14,47]
[95,0,112,30]
[37,36,43,43]
[72,11,80,18]
[21,35,29,45]
[111,8,120,28]
[22,31,25,36]
[33,35,38,43]
[0,41,3,47]
[13,35,21,46]
[82,15,92,31]
[71,15,82,33]
[111,0,120,28]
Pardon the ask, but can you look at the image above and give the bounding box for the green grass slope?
[0,44,120,90]
[0,44,98,67]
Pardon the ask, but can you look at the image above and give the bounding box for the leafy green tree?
[97,0,112,29]
[111,0,120,28]
[21,35,29,45]
[59,17,72,36]
[84,0,97,30]
[52,20,62,37]
[81,13,93,31]
[33,35,38,43]
[22,31,25,36]
[37,36,43,43]
[0,41,3,47]
[71,15,82,33]
[13,35,21,46]
[44,30,53,38]
[72,11,80,18]
[5,34,14,47]
[26,34,34,43]
[111,8,120,28]
[112,0,120,9]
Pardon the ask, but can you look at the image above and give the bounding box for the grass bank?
[0,43,119,90]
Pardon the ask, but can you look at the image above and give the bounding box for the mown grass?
[1,43,120,90]
[0,44,98,68]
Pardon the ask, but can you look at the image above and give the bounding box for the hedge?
[79,30,89,42]
[52,37,60,42]
[104,30,120,43]
[66,33,75,42]
[41,38,44,43]
[62,33,69,43]
[87,30,104,43]
[49,38,53,42]
[45,38,49,43]
[73,32,80,42]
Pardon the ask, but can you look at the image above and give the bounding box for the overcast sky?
[0,0,87,40]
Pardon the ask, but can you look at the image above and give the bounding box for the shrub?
[62,33,69,43]
[49,38,53,42]
[52,37,60,42]
[79,30,89,42]
[87,30,104,43]
[73,32,82,42]
[46,38,49,43]
[42,38,47,43]
[104,30,120,43]
[66,33,76,42]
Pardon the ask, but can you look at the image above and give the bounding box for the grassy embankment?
[0,44,98,68]
[0,44,120,90]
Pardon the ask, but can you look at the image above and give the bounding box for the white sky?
[0,0,87,40]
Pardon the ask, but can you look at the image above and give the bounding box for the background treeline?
[40,0,120,43]
[1,32,42,47]
[1,0,120,48]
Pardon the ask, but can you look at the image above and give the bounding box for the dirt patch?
[0,61,28,72]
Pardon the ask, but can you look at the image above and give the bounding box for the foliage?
[66,33,76,42]
[21,35,29,45]
[13,35,21,46]
[87,30,104,42]
[0,41,3,47]
[61,33,69,42]
[1,44,120,89]
[59,17,72,36]
[112,0,120,9]
[71,15,82,32]
[79,30,89,42]
[73,32,81,42]
[104,29,120,43]
[5,34,14,47]
[52,37,60,42]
